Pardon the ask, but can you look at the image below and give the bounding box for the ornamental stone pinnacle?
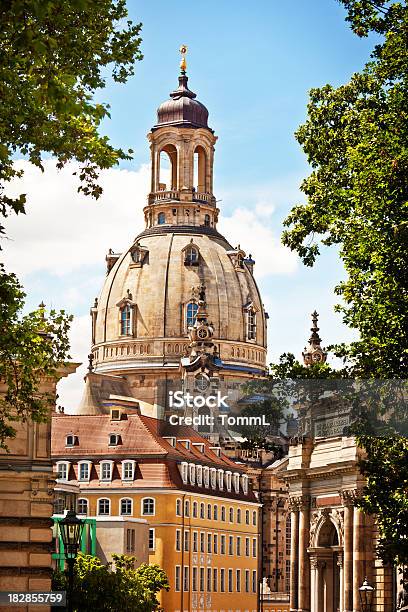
[302,310,327,366]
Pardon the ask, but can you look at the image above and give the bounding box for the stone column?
[289,499,300,612]
[310,556,324,612]
[342,492,354,612]
[338,554,344,612]
[298,496,311,611]
[352,505,364,612]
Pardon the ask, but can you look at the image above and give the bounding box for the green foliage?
[0,0,142,224]
[0,266,72,449]
[53,553,169,611]
[282,0,408,378]
[0,0,142,444]
[356,435,408,566]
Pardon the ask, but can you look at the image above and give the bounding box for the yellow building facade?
[52,410,260,611]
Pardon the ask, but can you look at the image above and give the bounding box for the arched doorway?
[310,518,342,612]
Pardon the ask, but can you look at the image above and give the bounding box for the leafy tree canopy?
[0,0,142,225]
[0,0,142,444]
[282,0,408,378]
[53,553,169,611]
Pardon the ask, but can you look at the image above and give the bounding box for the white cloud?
[57,315,89,413]
[3,159,149,278]
[218,207,297,277]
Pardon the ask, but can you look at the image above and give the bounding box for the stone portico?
[284,435,394,612]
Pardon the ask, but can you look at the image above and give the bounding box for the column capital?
[289,494,311,511]
[339,488,363,506]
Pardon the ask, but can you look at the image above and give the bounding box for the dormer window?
[179,462,188,484]
[203,466,210,487]
[210,467,217,489]
[233,472,240,494]
[110,408,122,421]
[100,460,113,481]
[109,433,120,446]
[241,474,249,495]
[56,461,70,481]
[65,434,76,447]
[182,241,200,266]
[244,302,257,342]
[120,304,131,335]
[196,465,203,486]
[189,464,196,485]
[225,471,232,492]
[130,244,148,267]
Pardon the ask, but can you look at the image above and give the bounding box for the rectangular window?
[192,567,198,592]
[126,529,135,553]
[122,461,134,480]
[236,536,241,556]
[184,530,189,552]
[207,533,212,554]
[253,510,257,526]
[252,537,257,558]
[183,566,189,592]
[57,463,68,480]
[200,532,205,553]
[120,498,132,515]
[228,535,233,555]
[220,534,226,555]
[207,567,212,592]
[149,528,155,551]
[213,568,218,592]
[176,499,181,516]
[213,534,218,554]
[245,537,250,556]
[98,498,110,515]
[245,569,250,593]
[252,570,257,593]
[79,463,89,481]
[220,568,225,592]
[175,529,181,551]
[175,566,181,592]
[236,569,241,592]
[101,462,112,480]
[193,531,198,553]
[285,559,291,593]
[228,569,233,592]
[200,567,205,592]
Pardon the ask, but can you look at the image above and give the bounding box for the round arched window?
[195,374,209,391]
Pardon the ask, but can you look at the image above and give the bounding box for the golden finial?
[179,44,188,74]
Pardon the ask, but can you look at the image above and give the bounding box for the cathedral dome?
[155,75,209,130]
[92,227,267,376]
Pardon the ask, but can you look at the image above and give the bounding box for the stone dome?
[92,226,267,376]
[154,75,210,130]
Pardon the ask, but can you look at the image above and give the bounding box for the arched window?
[193,146,207,192]
[193,501,198,518]
[120,498,132,516]
[120,304,131,336]
[176,498,182,516]
[98,498,110,516]
[247,308,256,340]
[158,212,166,225]
[204,214,210,227]
[142,497,155,516]
[184,245,199,266]
[186,302,198,328]
[158,144,177,191]
[77,498,88,515]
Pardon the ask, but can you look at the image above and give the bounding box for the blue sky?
[4,0,379,408]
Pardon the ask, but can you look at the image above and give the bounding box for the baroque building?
[84,51,268,437]
[52,401,260,611]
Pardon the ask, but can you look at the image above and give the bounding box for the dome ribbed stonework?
[92,229,267,375]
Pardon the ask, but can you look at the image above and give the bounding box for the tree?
[0,0,143,444]
[281,0,408,565]
[52,553,169,612]
[282,0,408,378]
[0,267,72,449]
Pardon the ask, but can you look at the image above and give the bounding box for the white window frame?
[175,529,181,551]
[176,498,182,516]
[196,465,203,486]
[119,303,133,336]
[121,460,135,481]
[225,470,232,492]
[233,472,240,493]
[189,463,196,485]
[210,467,217,489]
[217,468,224,490]
[65,434,75,447]
[120,497,133,516]
[175,566,181,592]
[77,498,88,515]
[78,461,92,483]
[203,466,210,487]
[97,497,111,516]
[56,461,70,482]
[179,462,188,484]
[108,433,120,447]
[242,474,249,495]
[192,501,198,518]
[141,497,155,516]
[100,460,113,482]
